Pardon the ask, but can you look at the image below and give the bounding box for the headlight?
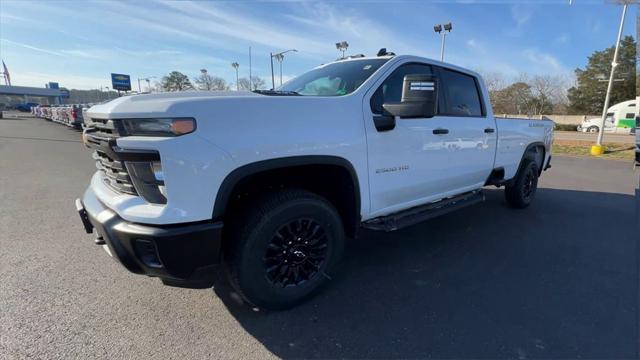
[119,118,196,137]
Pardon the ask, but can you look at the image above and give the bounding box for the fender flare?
[515,142,546,178]
[212,155,361,219]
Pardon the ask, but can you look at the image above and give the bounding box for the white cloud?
[511,4,532,28]
[59,50,102,59]
[0,39,64,57]
[465,39,487,55]
[521,49,568,75]
[555,34,570,44]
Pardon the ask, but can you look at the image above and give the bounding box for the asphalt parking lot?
[1,116,638,359]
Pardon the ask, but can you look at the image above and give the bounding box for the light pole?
[592,2,628,155]
[336,41,349,59]
[270,49,297,89]
[138,76,156,93]
[273,54,286,86]
[105,86,110,100]
[231,62,240,90]
[137,76,156,93]
[433,22,452,62]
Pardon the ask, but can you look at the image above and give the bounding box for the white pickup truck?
[76,53,553,309]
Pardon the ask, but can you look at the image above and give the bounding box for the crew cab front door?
[364,63,496,217]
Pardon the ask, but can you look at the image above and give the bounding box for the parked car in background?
[32,104,89,129]
[15,102,39,112]
[578,99,636,133]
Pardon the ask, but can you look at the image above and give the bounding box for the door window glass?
[370,63,433,114]
[440,68,483,116]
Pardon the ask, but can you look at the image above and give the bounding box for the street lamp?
[433,22,452,62]
[231,62,240,90]
[270,49,297,89]
[138,76,156,93]
[592,2,628,155]
[336,41,349,58]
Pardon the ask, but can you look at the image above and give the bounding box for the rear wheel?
[587,126,599,133]
[505,160,539,209]
[225,189,344,310]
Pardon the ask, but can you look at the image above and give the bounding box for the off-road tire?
[505,160,539,209]
[225,189,344,310]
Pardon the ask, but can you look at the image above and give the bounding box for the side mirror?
[383,74,438,119]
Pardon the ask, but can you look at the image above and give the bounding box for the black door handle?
[484,128,495,133]
[433,128,449,135]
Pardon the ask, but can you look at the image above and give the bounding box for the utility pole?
[592,2,628,155]
[270,52,275,89]
[249,46,252,90]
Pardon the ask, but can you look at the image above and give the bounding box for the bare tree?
[193,73,228,91]
[237,76,266,91]
[237,77,251,91]
[482,72,507,93]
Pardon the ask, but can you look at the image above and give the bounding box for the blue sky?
[0,0,636,90]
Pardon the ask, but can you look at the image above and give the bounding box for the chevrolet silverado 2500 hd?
[76,53,553,309]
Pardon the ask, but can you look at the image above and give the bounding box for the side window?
[370,63,433,114]
[440,68,483,117]
[625,113,634,119]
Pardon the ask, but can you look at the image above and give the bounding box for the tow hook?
[94,235,106,245]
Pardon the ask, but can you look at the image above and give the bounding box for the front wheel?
[587,126,599,133]
[505,160,539,209]
[225,189,344,310]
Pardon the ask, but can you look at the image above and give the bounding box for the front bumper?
[76,189,223,288]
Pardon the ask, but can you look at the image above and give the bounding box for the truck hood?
[86,91,261,119]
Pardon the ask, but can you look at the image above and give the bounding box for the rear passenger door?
[436,67,496,191]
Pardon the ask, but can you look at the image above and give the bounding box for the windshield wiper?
[252,89,302,96]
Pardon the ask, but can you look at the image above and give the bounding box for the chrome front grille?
[84,118,137,195]
[92,150,137,195]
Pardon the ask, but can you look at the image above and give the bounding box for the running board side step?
[362,190,485,232]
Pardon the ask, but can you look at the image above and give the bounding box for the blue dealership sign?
[111,73,131,91]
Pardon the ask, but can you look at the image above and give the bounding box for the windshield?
[278,58,389,96]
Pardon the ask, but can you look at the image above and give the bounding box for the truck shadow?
[213,188,637,359]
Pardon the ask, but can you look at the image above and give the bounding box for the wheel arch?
[213,155,361,237]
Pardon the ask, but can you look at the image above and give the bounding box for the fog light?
[134,239,163,268]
